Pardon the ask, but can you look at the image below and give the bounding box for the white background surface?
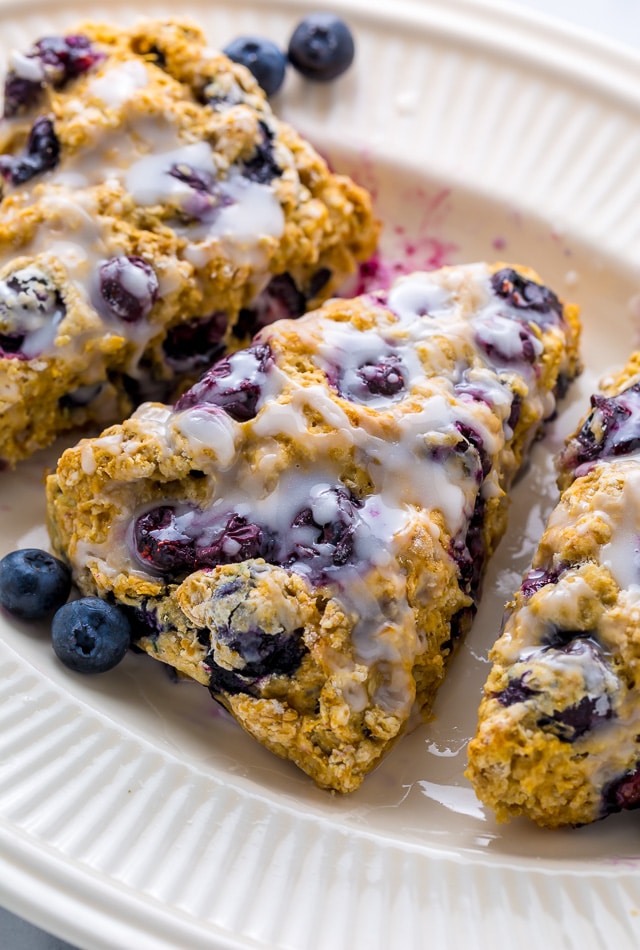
[1,0,638,947]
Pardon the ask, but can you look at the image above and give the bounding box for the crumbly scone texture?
[466,356,640,828]
[0,18,378,465]
[46,262,580,792]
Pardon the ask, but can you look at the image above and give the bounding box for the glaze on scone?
[0,19,378,464]
[46,263,581,792]
[467,354,640,827]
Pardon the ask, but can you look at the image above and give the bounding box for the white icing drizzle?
[74,264,572,716]
[86,60,149,109]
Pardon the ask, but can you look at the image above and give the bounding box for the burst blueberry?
[3,34,103,117]
[288,14,355,81]
[491,267,563,324]
[0,116,60,186]
[223,36,287,97]
[0,548,71,620]
[175,343,273,421]
[51,597,130,673]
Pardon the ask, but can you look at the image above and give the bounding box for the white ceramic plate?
[2,1,640,947]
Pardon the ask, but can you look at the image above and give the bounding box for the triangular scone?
[46,263,580,792]
[467,354,640,827]
[0,19,377,465]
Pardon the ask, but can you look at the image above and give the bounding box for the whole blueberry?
[0,548,71,619]
[51,597,130,673]
[288,14,355,81]
[96,256,158,324]
[223,37,287,97]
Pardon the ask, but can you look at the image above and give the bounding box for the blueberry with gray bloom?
[0,548,71,619]
[52,597,130,673]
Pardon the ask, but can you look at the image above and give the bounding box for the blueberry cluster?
[223,13,355,98]
[0,549,130,674]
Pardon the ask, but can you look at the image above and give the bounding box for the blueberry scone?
[46,263,580,792]
[467,354,640,827]
[0,19,378,465]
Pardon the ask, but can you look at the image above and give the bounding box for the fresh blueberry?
[0,548,71,620]
[96,256,158,323]
[223,36,287,97]
[288,14,354,81]
[174,342,273,421]
[491,267,563,325]
[0,116,60,186]
[3,34,103,118]
[51,597,130,673]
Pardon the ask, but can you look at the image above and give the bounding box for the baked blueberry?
[0,116,60,186]
[223,36,287,97]
[0,548,71,619]
[288,14,355,81]
[232,274,305,340]
[51,597,130,673]
[491,267,563,325]
[96,256,159,323]
[174,342,273,420]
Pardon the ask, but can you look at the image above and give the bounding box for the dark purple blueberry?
[288,14,355,82]
[168,163,233,220]
[0,548,71,619]
[543,626,595,650]
[3,34,103,118]
[240,121,282,184]
[495,676,540,707]
[455,422,491,478]
[560,383,640,470]
[96,256,158,324]
[520,565,564,598]
[207,629,307,696]
[134,506,196,574]
[357,354,406,397]
[233,273,305,340]
[474,318,539,367]
[162,312,228,370]
[223,37,287,97]
[59,381,104,410]
[284,486,362,576]
[491,267,563,325]
[506,393,522,434]
[0,116,60,186]
[3,75,43,118]
[0,266,65,359]
[35,34,104,80]
[196,514,266,567]
[174,342,273,421]
[51,597,130,674]
[603,765,640,816]
[537,693,613,743]
[449,497,487,600]
[307,267,332,300]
